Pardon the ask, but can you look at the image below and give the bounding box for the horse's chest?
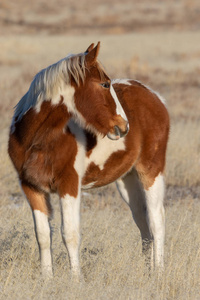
[82,136,128,188]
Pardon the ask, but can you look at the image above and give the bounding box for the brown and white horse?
[8,43,169,279]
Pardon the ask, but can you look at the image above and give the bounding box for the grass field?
[0,0,200,299]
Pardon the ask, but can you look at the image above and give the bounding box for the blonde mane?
[12,52,86,125]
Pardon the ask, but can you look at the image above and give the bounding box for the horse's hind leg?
[143,173,165,269]
[116,169,165,269]
[116,169,153,265]
[21,182,53,277]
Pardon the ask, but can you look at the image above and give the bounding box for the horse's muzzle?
[107,121,129,140]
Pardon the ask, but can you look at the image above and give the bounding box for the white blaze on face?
[110,82,128,122]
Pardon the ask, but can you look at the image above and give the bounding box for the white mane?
[12,52,86,126]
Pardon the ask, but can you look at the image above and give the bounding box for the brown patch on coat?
[113,81,169,190]
[84,130,97,157]
[8,100,79,199]
[82,162,101,185]
[21,183,51,216]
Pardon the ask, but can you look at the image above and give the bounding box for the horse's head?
[71,42,129,140]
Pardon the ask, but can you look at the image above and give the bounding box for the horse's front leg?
[60,178,81,279]
[21,182,53,277]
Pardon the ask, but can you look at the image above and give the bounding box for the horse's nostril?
[107,121,129,140]
[114,125,121,137]
[116,122,129,138]
[114,124,129,138]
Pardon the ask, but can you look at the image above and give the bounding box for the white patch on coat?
[33,210,53,277]
[60,193,81,275]
[145,173,165,211]
[85,135,126,171]
[82,182,97,190]
[61,120,84,276]
[144,173,165,268]
[68,119,86,178]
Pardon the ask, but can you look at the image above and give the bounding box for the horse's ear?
[85,42,100,67]
[85,43,95,53]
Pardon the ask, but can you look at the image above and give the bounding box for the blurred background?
[0,1,200,299]
[1,0,200,35]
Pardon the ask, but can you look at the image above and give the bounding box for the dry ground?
[0,0,200,299]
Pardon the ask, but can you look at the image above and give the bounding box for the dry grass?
[0,0,200,299]
[1,191,200,299]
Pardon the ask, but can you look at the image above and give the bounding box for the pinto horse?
[8,42,169,278]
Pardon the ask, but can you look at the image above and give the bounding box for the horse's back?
[113,80,169,132]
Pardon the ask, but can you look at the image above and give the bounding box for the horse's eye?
[101,82,110,88]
